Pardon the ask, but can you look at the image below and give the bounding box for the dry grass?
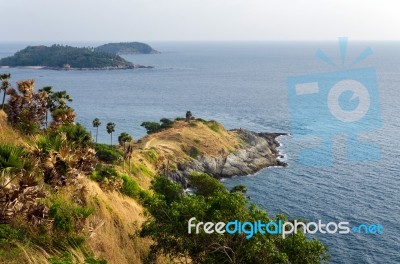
[0,110,25,145]
[141,120,239,158]
[82,177,149,264]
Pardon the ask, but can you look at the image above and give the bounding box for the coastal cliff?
[133,119,286,187]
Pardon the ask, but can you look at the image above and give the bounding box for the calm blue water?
[1,42,399,263]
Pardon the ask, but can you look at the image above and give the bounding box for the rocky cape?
[170,129,287,187]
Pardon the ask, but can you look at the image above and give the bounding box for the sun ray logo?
[287,37,382,166]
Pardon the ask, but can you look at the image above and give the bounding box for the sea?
[0,41,399,263]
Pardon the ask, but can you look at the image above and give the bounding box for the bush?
[188,146,201,158]
[55,123,92,146]
[94,143,122,163]
[48,201,94,233]
[92,166,142,199]
[206,120,220,132]
[143,149,158,162]
[120,174,140,198]
[141,118,174,134]
[0,225,23,246]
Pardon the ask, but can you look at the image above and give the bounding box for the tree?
[106,122,116,146]
[38,87,73,128]
[6,80,48,134]
[0,73,11,109]
[92,118,101,143]
[38,86,54,128]
[141,122,161,134]
[141,118,174,134]
[141,174,329,264]
[52,90,72,110]
[118,132,132,150]
[186,111,193,122]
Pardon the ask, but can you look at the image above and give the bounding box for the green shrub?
[0,225,23,246]
[94,143,122,163]
[189,146,201,158]
[206,120,220,132]
[91,165,119,182]
[48,201,93,233]
[143,149,158,162]
[55,123,92,146]
[141,118,174,134]
[120,174,140,198]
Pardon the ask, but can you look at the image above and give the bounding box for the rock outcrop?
[170,129,286,187]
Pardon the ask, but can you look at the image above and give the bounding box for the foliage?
[141,174,329,264]
[185,111,193,122]
[0,144,26,171]
[6,80,48,134]
[34,131,96,186]
[53,123,92,147]
[91,165,141,198]
[0,44,133,69]
[92,118,101,143]
[93,143,122,163]
[150,176,183,205]
[51,108,76,128]
[188,172,226,197]
[0,224,23,246]
[120,174,140,198]
[95,42,157,54]
[207,120,220,132]
[106,122,116,145]
[230,184,248,194]
[0,73,11,109]
[141,118,174,134]
[188,146,201,158]
[143,149,158,162]
[48,200,94,233]
[118,132,132,146]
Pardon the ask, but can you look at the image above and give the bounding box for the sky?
[1,0,400,42]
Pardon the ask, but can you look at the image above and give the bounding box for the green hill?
[0,45,135,69]
[95,42,159,54]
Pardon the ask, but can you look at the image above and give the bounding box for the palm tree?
[0,73,11,110]
[38,86,54,128]
[52,90,72,110]
[92,118,101,143]
[106,122,116,146]
[118,132,132,151]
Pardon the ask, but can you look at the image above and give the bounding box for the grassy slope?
[0,111,160,264]
[0,111,25,145]
[0,115,242,264]
[131,120,242,176]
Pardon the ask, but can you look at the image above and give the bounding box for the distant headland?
[0,42,158,70]
[95,42,159,55]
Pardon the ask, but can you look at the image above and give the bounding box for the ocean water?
[1,41,399,263]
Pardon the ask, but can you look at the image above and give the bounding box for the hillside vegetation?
[95,42,159,55]
[0,76,329,263]
[0,45,134,69]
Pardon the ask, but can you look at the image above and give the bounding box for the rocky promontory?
[171,129,286,186]
[133,119,286,187]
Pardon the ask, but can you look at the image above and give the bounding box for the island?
[95,42,159,55]
[0,44,153,70]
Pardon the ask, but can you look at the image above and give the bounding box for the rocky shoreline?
[170,129,287,187]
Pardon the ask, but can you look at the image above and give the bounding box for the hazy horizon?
[3,0,400,42]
